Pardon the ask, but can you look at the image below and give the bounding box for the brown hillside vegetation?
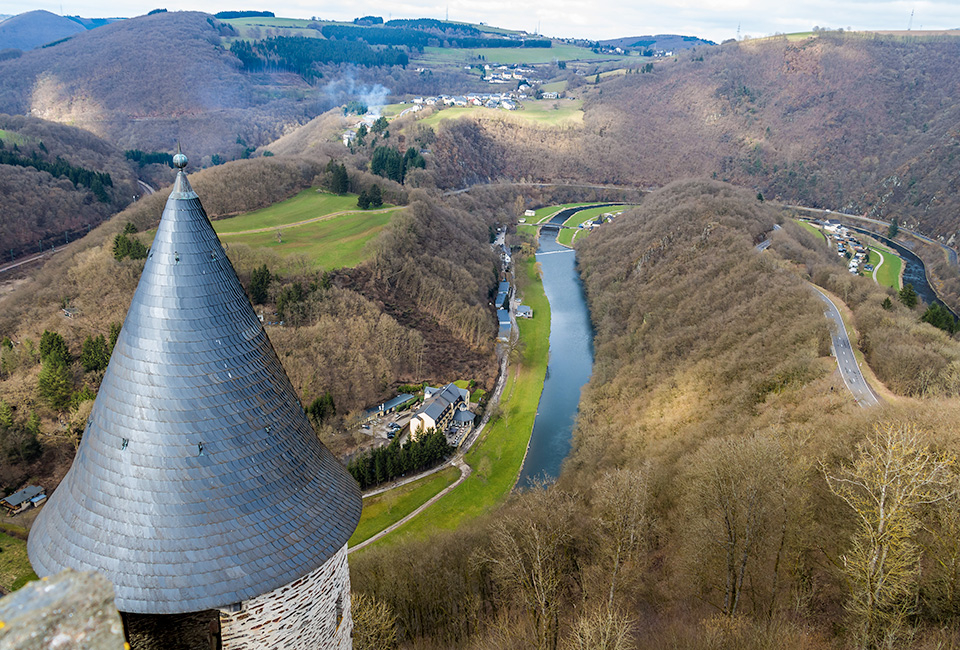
[0,154,498,489]
[426,33,960,245]
[0,10,85,51]
[0,113,138,254]
[0,11,315,158]
[352,182,960,650]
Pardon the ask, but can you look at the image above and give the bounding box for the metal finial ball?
[173,152,188,169]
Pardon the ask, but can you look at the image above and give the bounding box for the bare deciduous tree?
[682,432,789,617]
[351,591,399,650]
[563,603,635,650]
[594,467,651,607]
[476,485,579,650]
[824,422,956,649]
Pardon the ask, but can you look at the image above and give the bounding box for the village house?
[1,485,46,515]
[410,383,471,439]
[361,394,417,423]
[497,309,512,342]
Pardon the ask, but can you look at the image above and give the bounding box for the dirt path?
[217,206,397,236]
[349,457,472,553]
[872,250,885,285]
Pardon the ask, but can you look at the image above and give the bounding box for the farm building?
[1,485,46,515]
[362,394,417,422]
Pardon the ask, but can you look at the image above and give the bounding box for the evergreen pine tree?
[80,335,110,372]
[899,283,918,309]
[38,359,72,410]
[249,264,271,305]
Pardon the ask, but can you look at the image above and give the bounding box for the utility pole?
[908,9,914,30]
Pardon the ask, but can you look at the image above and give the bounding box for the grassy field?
[599,68,628,79]
[417,100,583,129]
[0,531,37,592]
[515,100,584,125]
[357,255,551,548]
[380,103,410,117]
[211,188,401,272]
[797,219,828,243]
[539,80,567,94]
[220,210,395,272]
[533,202,595,222]
[214,189,363,233]
[416,43,625,65]
[870,246,902,289]
[517,202,611,240]
[556,206,633,247]
[223,16,317,28]
[348,466,460,547]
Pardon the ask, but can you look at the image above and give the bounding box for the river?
[516,221,595,488]
[846,224,958,318]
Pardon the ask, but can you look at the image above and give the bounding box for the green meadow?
[417,100,583,129]
[869,245,902,289]
[349,466,461,547]
[0,530,37,592]
[213,188,401,271]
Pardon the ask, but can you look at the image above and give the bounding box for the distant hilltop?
[0,10,85,51]
[598,34,716,52]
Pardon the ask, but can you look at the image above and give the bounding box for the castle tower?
[28,153,361,649]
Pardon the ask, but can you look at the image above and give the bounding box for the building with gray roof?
[1,485,45,515]
[28,153,360,650]
[411,383,469,439]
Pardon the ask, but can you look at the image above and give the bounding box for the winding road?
[810,286,880,407]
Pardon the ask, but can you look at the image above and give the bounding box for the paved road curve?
[810,286,880,407]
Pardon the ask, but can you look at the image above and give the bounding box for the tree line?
[318,23,550,50]
[0,142,113,202]
[347,429,454,489]
[124,149,174,168]
[213,10,274,18]
[231,36,408,81]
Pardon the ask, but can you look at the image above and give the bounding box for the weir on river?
[516,213,596,488]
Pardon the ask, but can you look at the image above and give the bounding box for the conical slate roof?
[28,161,361,614]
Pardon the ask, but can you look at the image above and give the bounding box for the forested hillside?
[352,181,960,650]
[0,114,138,255]
[0,11,316,159]
[0,10,85,51]
[0,152,499,491]
[427,33,960,243]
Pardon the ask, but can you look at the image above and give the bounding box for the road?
[137,180,156,195]
[810,286,881,407]
[754,223,781,251]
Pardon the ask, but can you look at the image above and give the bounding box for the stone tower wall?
[220,543,352,650]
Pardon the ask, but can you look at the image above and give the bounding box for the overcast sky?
[5,0,960,43]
